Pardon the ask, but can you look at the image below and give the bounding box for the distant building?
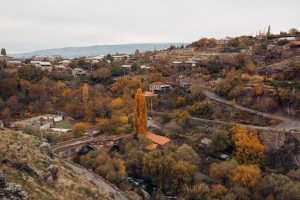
[149,82,172,97]
[10,114,63,131]
[72,68,91,77]
[121,65,131,68]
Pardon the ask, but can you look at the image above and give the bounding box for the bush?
[72,123,86,138]
[187,101,214,119]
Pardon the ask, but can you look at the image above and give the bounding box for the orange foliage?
[133,88,148,134]
[231,125,265,165]
[254,84,263,96]
[232,165,261,189]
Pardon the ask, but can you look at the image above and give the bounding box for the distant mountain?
[9,43,185,58]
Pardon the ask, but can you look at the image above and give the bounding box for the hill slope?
[9,43,185,58]
[0,129,113,200]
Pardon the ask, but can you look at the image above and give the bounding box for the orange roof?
[291,41,300,45]
[143,91,157,96]
[145,132,170,145]
[144,144,158,151]
[151,82,165,86]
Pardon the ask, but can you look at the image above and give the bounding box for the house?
[72,68,91,77]
[58,60,71,67]
[10,114,62,131]
[149,82,172,97]
[184,59,197,68]
[7,61,22,66]
[0,55,8,62]
[144,132,171,151]
[282,41,300,58]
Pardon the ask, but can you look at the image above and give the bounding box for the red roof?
[145,132,170,145]
[151,82,165,86]
[290,41,300,45]
[143,91,156,96]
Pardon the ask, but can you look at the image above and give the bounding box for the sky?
[0,0,299,53]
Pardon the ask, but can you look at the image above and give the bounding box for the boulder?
[134,188,151,200]
[39,143,54,158]
[4,183,28,200]
[46,165,58,180]
[43,172,54,187]
[0,169,6,188]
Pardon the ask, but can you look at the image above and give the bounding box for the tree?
[82,83,89,103]
[150,73,163,82]
[175,144,200,165]
[207,130,231,154]
[289,28,299,34]
[231,165,261,189]
[1,108,10,119]
[182,183,210,200]
[72,123,86,138]
[133,88,147,135]
[174,110,189,127]
[1,48,6,56]
[210,161,238,185]
[267,25,271,36]
[231,125,265,165]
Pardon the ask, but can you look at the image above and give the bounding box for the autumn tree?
[174,110,189,127]
[231,125,265,165]
[232,165,261,189]
[72,123,86,138]
[182,183,210,200]
[82,83,89,103]
[210,161,238,185]
[207,130,231,154]
[1,108,10,119]
[133,88,147,135]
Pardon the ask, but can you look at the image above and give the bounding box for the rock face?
[0,169,28,200]
[43,165,59,186]
[47,165,58,180]
[39,142,54,158]
[0,169,6,188]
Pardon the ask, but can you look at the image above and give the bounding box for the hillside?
[9,43,185,58]
[0,129,113,200]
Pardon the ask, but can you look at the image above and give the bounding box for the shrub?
[187,101,213,118]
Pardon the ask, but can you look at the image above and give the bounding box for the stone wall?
[150,112,300,152]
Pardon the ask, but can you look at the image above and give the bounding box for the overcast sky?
[0,0,299,53]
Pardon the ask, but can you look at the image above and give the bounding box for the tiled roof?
[145,132,170,145]
[143,91,156,96]
[291,41,300,45]
[150,82,165,86]
[144,144,158,151]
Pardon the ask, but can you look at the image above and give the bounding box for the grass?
[53,120,73,129]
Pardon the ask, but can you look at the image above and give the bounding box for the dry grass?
[0,129,113,200]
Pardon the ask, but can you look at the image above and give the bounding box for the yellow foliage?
[133,88,148,135]
[231,125,265,165]
[231,165,261,189]
[82,83,89,103]
[1,108,10,119]
[110,98,124,109]
[176,96,186,106]
[254,84,263,96]
[119,116,128,124]
[72,123,86,138]
[230,99,237,105]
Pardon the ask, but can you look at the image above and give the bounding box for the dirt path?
[202,90,300,131]
[64,161,128,200]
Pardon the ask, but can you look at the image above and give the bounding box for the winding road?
[201,90,300,131]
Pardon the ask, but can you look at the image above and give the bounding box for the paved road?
[202,90,300,131]
[64,161,128,200]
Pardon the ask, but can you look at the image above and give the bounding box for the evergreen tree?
[267,25,271,36]
[133,88,148,134]
[1,48,6,56]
